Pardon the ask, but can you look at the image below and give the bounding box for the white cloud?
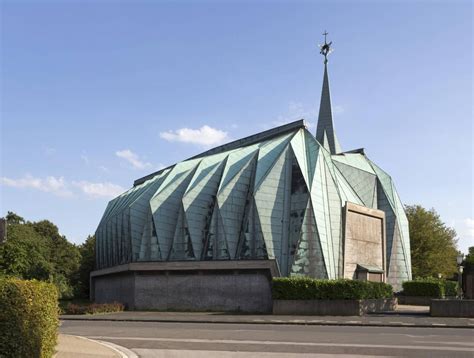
[270,102,345,131]
[81,154,90,165]
[451,217,474,253]
[271,101,317,129]
[1,174,124,199]
[464,218,474,236]
[43,146,56,156]
[333,105,345,115]
[460,218,474,250]
[160,125,229,147]
[1,175,73,197]
[116,149,152,170]
[73,181,125,199]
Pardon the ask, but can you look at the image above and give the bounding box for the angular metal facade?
[95,122,412,289]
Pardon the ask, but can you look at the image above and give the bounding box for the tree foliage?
[31,220,81,288]
[76,235,95,298]
[0,212,85,299]
[405,205,458,278]
[6,211,25,225]
[465,246,474,270]
[0,224,52,280]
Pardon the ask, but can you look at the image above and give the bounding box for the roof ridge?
[134,119,307,186]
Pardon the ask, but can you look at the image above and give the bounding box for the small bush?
[65,301,124,315]
[402,278,444,298]
[58,298,91,315]
[272,277,393,300]
[0,277,59,358]
[402,278,458,298]
[443,280,457,297]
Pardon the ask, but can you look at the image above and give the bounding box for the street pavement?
[60,320,474,357]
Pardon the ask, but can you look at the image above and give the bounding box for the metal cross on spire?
[319,30,333,64]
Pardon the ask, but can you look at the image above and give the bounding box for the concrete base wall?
[133,271,272,312]
[91,261,276,313]
[360,298,397,313]
[92,272,135,306]
[273,298,397,316]
[430,299,474,318]
[398,296,432,306]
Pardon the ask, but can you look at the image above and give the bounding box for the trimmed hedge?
[272,277,393,300]
[402,278,458,298]
[402,279,444,298]
[0,278,59,358]
[65,301,124,315]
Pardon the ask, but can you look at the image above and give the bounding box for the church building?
[92,35,412,311]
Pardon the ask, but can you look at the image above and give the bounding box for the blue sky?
[1,1,472,252]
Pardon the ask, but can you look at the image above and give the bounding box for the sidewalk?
[60,305,474,329]
[55,334,126,357]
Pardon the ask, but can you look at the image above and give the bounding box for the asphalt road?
[60,320,474,358]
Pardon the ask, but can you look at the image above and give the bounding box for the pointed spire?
[316,32,341,154]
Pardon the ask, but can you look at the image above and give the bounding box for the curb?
[95,339,138,358]
[373,311,429,316]
[60,317,474,329]
[60,334,137,358]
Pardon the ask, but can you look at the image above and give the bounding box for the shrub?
[0,277,59,358]
[65,301,124,315]
[52,273,75,300]
[402,278,444,298]
[402,278,458,298]
[443,280,457,297]
[272,277,393,300]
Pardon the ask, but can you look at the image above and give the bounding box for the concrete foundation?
[273,298,397,316]
[91,260,277,313]
[430,299,474,318]
[397,295,432,306]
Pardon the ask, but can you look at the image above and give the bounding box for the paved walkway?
[60,305,473,329]
[56,334,126,357]
[394,304,430,314]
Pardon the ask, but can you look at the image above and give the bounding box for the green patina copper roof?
[316,63,342,154]
[96,54,411,290]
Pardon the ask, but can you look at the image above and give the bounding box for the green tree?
[464,246,474,269]
[6,211,24,225]
[1,213,81,298]
[31,220,81,286]
[75,235,95,298]
[406,205,458,278]
[30,220,81,299]
[0,224,53,280]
